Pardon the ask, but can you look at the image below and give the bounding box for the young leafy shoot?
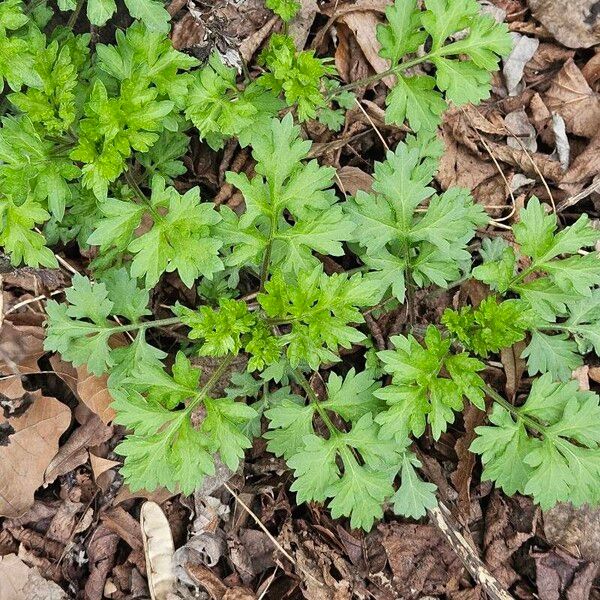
[376,325,486,442]
[474,197,600,380]
[377,0,512,132]
[113,352,257,494]
[471,374,600,509]
[346,134,487,303]
[265,369,437,530]
[219,115,355,278]
[44,271,161,376]
[88,176,224,288]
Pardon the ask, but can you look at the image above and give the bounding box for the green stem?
[188,354,236,413]
[483,383,544,436]
[327,52,436,99]
[109,316,181,334]
[293,369,339,437]
[66,0,85,29]
[123,167,163,221]
[258,202,278,291]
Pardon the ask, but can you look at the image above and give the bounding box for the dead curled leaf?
[338,11,394,88]
[76,367,116,424]
[51,355,116,424]
[336,166,374,195]
[527,0,600,49]
[379,521,462,597]
[0,554,67,600]
[185,563,255,600]
[44,414,113,484]
[141,501,177,600]
[503,33,539,96]
[534,549,598,600]
[0,392,70,518]
[544,503,600,561]
[544,58,600,137]
[0,321,45,398]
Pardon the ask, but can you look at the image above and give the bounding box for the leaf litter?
[2,0,600,599]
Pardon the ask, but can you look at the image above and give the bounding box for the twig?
[354,98,390,151]
[223,482,323,586]
[428,503,514,600]
[556,178,600,213]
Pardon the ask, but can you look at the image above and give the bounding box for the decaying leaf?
[380,521,463,597]
[0,321,45,398]
[184,563,255,600]
[336,166,374,196]
[0,392,70,517]
[44,414,113,484]
[503,33,539,96]
[544,59,600,138]
[528,0,600,48]
[76,366,116,424]
[544,503,600,561]
[338,11,394,88]
[0,554,67,600]
[534,549,598,600]
[141,501,177,600]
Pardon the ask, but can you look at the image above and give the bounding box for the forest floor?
[2,0,600,598]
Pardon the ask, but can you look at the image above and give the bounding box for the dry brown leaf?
[89,452,120,479]
[451,403,489,517]
[560,129,600,189]
[525,43,574,75]
[534,549,598,600]
[336,166,374,195]
[0,553,32,600]
[102,506,144,551]
[500,340,527,400]
[380,521,462,597]
[0,392,70,517]
[334,22,371,85]
[44,415,113,484]
[0,321,45,398]
[544,503,600,561]
[338,11,394,88]
[0,554,67,600]
[485,139,564,181]
[544,59,600,138]
[185,563,255,600]
[46,498,84,544]
[85,525,119,600]
[288,0,318,49]
[483,493,537,588]
[76,366,116,424]
[528,0,600,48]
[581,50,600,86]
[503,33,539,95]
[505,108,538,152]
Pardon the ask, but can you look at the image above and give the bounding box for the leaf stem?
[188,354,236,413]
[327,51,436,99]
[109,316,181,334]
[293,369,339,437]
[66,0,85,29]
[483,383,544,435]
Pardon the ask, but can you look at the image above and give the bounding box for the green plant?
[5,0,600,532]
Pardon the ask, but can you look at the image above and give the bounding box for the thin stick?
[429,504,514,600]
[459,107,516,224]
[502,123,556,213]
[223,482,323,587]
[5,290,64,315]
[556,178,600,213]
[354,98,390,152]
